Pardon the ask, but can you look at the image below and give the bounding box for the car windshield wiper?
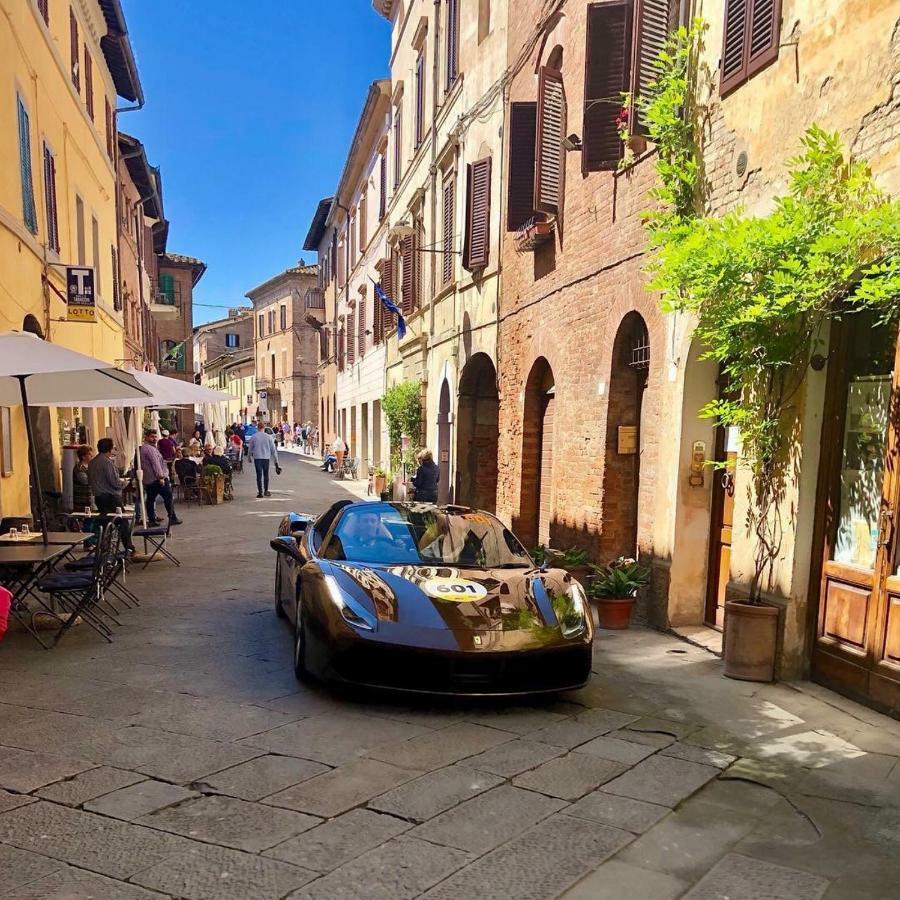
[486,562,532,569]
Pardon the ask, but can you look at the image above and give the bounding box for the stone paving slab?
[35,766,147,807]
[263,757,423,818]
[84,779,199,821]
[661,741,737,769]
[423,813,634,900]
[460,705,570,735]
[366,722,513,772]
[240,712,431,765]
[625,715,698,741]
[0,843,64,894]
[574,734,658,765]
[0,788,37,814]
[683,852,829,899]
[411,784,565,854]
[0,800,195,879]
[289,836,472,900]
[603,754,720,807]
[513,753,628,800]
[138,793,321,853]
[606,727,676,748]
[195,753,330,800]
[566,789,671,834]
[529,708,639,749]
[464,738,566,777]
[369,764,503,822]
[265,808,411,872]
[0,746,95,793]
[0,701,47,731]
[2,865,163,899]
[131,842,317,899]
[562,859,689,900]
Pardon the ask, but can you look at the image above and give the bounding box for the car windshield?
[323,503,533,568]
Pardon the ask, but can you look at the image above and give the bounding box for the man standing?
[88,438,135,552]
[157,429,177,481]
[140,430,183,526]
[247,425,281,498]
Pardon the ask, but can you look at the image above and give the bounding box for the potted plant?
[556,546,591,584]
[587,557,650,629]
[373,467,388,497]
[201,464,225,505]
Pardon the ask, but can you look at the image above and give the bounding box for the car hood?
[329,562,577,634]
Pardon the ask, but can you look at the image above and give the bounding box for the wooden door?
[705,424,737,629]
[538,393,555,546]
[437,381,451,504]
[811,314,900,716]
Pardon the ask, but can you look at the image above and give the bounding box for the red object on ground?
[0,587,11,641]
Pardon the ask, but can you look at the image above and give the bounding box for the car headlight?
[324,574,377,632]
[553,582,588,638]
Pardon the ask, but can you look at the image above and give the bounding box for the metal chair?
[132,521,180,569]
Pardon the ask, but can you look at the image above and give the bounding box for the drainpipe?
[428,0,442,345]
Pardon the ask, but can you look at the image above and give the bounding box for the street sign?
[66,267,95,322]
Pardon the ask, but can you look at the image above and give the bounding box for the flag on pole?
[373,281,406,339]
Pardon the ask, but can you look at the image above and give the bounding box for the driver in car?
[340,509,395,559]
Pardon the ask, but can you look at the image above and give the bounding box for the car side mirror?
[270,536,301,560]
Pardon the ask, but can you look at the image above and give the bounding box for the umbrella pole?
[17,376,48,546]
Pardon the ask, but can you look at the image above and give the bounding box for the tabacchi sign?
[66,267,96,322]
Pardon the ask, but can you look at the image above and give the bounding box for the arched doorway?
[520,358,555,549]
[456,353,499,512]
[436,380,451,504]
[601,313,649,560]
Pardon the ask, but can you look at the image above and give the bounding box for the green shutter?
[159,274,175,303]
[17,98,38,235]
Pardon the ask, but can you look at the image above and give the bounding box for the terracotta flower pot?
[723,599,779,682]
[563,564,591,585]
[627,134,648,155]
[374,475,387,496]
[594,597,635,630]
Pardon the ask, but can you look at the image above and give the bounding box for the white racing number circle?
[423,578,488,603]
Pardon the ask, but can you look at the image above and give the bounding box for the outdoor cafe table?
[0,541,86,647]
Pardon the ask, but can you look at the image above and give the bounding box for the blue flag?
[374,281,406,339]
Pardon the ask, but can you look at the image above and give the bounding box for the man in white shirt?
[247,427,281,498]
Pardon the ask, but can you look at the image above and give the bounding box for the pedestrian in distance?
[157,429,177,481]
[411,449,439,502]
[333,435,347,475]
[140,430,183,526]
[247,425,281,498]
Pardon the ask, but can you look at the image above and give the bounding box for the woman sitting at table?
[174,448,198,484]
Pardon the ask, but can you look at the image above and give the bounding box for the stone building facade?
[245,265,320,427]
[495,0,899,710]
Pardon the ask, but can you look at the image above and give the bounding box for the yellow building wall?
[0,0,125,517]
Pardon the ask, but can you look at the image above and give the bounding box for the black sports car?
[271,500,593,696]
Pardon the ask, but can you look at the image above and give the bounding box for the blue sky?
[121,0,390,324]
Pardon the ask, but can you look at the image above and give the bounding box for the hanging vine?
[638,21,900,601]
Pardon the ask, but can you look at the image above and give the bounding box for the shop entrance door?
[811,313,900,715]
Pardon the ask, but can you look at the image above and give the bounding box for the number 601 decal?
[423,578,488,602]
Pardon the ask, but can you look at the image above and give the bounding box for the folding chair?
[132,521,180,569]
[65,517,139,609]
[178,475,203,507]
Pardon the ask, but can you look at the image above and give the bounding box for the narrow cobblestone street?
[0,455,897,899]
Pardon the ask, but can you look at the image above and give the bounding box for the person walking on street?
[411,449,440,502]
[140,431,183,526]
[88,438,136,552]
[247,425,281,498]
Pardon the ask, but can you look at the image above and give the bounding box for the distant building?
[193,309,254,425]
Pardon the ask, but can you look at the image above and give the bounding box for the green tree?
[381,381,423,470]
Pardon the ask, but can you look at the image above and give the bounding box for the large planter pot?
[374,475,387,496]
[562,564,591,586]
[594,597,635,630]
[201,475,225,505]
[723,600,779,682]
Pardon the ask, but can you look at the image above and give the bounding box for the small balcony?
[149,278,182,318]
[305,288,326,327]
[515,214,555,253]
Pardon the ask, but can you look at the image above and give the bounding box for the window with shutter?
[401,235,414,316]
[105,97,114,160]
[583,2,630,172]
[720,0,781,95]
[379,154,387,220]
[17,98,37,235]
[84,47,94,120]
[280,305,287,331]
[464,157,491,271]
[70,8,80,91]
[350,211,357,264]
[37,0,49,24]
[43,143,59,252]
[358,297,366,359]
[92,215,101,299]
[75,194,85,264]
[258,313,264,337]
[111,245,121,311]
[507,103,536,231]
[534,68,565,214]
[446,0,460,90]
[359,195,367,251]
[338,327,345,371]
[414,216,423,307]
[347,313,355,365]
[442,173,455,286]
[415,50,426,148]
[393,105,403,187]
[630,0,676,134]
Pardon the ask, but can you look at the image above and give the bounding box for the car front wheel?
[293,594,309,680]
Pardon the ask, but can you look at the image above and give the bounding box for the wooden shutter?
[70,8,80,91]
[84,48,94,119]
[415,51,425,147]
[338,328,345,371]
[442,173,454,285]
[534,68,565,214]
[583,2,630,172]
[465,158,491,271]
[507,102,536,231]
[446,0,460,90]
[359,195,366,251]
[347,314,355,365]
[720,0,781,95]
[37,0,49,24]
[630,0,675,134]
[43,143,59,252]
[393,107,403,187]
[17,99,37,235]
[358,297,366,359]
[379,154,387,219]
[401,235,414,316]
[111,245,121,311]
[414,217,423,308]
[105,97,114,159]
[380,254,394,337]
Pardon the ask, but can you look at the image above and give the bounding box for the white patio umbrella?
[0,332,150,543]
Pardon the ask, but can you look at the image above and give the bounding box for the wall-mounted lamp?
[562,133,583,152]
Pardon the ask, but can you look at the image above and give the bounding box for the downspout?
[428,0,442,344]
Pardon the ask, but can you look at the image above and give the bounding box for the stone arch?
[456,353,499,512]
[520,357,556,549]
[22,314,43,338]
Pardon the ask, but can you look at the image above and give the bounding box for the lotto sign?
[66,267,96,322]
[423,578,488,602]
